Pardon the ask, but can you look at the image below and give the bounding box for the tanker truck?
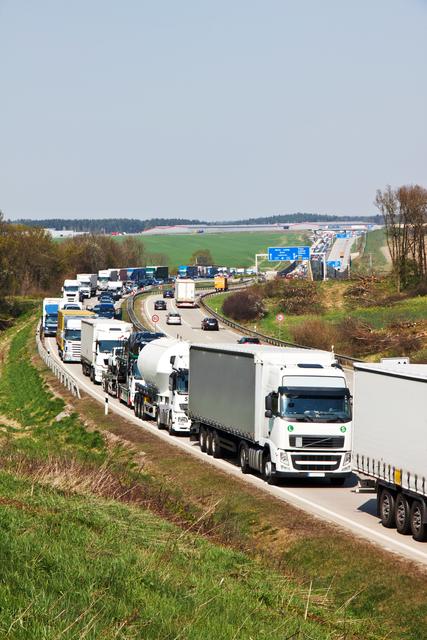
[133,337,191,435]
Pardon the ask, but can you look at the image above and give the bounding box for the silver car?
[166,312,182,325]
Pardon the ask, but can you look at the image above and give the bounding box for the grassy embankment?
[351,229,390,275]
[118,231,309,270]
[0,315,427,636]
[208,282,427,361]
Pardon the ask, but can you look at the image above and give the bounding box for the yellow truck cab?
[56,309,95,362]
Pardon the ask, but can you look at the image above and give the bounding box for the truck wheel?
[206,431,213,455]
[211,431,221,458]
[156,411,163,430]
[90,367,95,383]
[239,443,250,474]
[379,489,396,528]
[262,452,277,485]
[134,398,141,418]
[199,427,207,452]
[168,413,175,436]
[410,500,427,542]
[395,493,411,535]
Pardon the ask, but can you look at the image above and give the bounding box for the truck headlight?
[343,452,351,466]
[279,450,290,469]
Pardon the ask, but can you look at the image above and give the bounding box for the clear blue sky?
[1,0,426,220]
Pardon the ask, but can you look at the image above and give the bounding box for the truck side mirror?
[170,356,176,366]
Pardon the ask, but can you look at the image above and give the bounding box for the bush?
[278,281,322,315]
[290,319,339,351]
[222,290,265,321]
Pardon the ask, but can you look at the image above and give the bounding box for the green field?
[130,231,309,268]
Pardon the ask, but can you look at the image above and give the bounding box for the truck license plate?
[308,472,325,478]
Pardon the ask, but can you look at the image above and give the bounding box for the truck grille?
[180,403,188,412]
[289,435,344,449]
[291,455,341,471]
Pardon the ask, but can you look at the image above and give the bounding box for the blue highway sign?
[268,246,311,261]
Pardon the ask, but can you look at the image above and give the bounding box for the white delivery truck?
[77,273,97,298]
[353,362,427,541]
[42,298,62,336]
[62,279,81,303]
[189,344,352,484]
[107,281,123,300]
[134,338,191,434]
[97,269,119,291]
[175,278,196,308]
[81,318,133,383]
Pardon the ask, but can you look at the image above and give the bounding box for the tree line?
[0,214,154,298]
[10,213,382,234]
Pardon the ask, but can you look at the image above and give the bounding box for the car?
[91,303,116,319]
[163,289,174,299]
[98,293,114,303]
[154,300,167,311]
[237,336,261,345]
[166,312,181,325]
[62,303,83,311]
[201,317,219,331]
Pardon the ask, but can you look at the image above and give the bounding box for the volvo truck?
[189,344,352,484]
[134,338,191,434]
[353,361,427,541]
[81,318,132,383]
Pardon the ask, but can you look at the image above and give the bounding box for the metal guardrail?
[36,327,81,398]
[199,289,362,367]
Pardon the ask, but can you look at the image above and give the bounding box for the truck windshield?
[65,329,81,341]
[64,286,79,292]
[280,392,351,423]
[46,314,57,324]
[97,340,124,353]
[176,371,188,394]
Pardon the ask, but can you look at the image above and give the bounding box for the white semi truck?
[77,273,97,298]
[62,279,81,303]
[189,344,352,484]
[175,278,196,308]
[134,338,191,434]
[353,362,427,541]
[42,297,62,336]
[97,269,119,291]
[81,318,132,383]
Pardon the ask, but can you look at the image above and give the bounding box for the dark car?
[237,336,261,344]
[201,317,219,331]
[163,289,174,299]
[154,300,167,311]
[98,293,114,303]
[91,303,115,319]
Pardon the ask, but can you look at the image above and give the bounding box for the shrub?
[278,281,322,315]
[290,319,338,351]
[222,290,265,321]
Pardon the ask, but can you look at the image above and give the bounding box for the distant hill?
[11,213,382,233]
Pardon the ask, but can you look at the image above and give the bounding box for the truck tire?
[199,427,207,452]
[206,430,213,456]
[90,367,95,383]
[239,443,250,474]
[262,452,277,485]
[395,493,411,535]
[211,431,221,458]
[379,489,396,528]
[410,500,427,542]
[168,413,175,436]
[156,411,163,430]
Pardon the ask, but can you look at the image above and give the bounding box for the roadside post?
[152,314,159,332]
[276,313,284,341]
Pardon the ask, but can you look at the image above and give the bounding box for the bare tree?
[375,184,427,291]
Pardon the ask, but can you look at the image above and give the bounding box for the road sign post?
[151,313,159,331]
[276,312,284,340]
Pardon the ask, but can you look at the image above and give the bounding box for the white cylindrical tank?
[137,338,189,395]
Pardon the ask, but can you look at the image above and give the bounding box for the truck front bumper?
[172,416,191,432]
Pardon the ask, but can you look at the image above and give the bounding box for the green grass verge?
[120,231,309,269]
[352,229,390,274]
